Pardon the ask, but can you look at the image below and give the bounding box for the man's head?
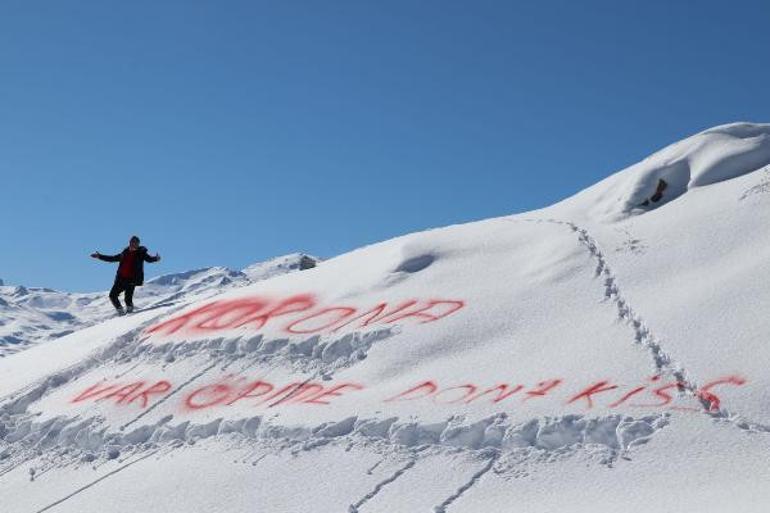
[129,235,140,250]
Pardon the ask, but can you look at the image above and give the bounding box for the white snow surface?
[2,123,770,512]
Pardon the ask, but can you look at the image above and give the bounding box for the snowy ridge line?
[348,453,419,513]
[0,411,669,478]
[518,217,770,433]
[432,449,499,513]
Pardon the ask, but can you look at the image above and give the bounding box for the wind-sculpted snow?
[578,122,770,219]
[0,409,669,476]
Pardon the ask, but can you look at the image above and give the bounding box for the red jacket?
[97,246,159,285]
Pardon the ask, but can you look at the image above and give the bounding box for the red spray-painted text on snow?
[145,294,465,337]
[69,374,746,413]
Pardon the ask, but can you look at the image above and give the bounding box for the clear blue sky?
[2,0,769,291]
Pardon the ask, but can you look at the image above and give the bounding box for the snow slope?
[0,254,318,357]
[1,123,770,512]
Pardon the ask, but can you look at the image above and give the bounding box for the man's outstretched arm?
[91,251,121,262]
[143,250,161,263]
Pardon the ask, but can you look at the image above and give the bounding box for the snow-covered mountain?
[1,123,770,513]
[0,254,318,357]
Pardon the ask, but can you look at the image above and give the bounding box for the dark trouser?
[109,277,136,310]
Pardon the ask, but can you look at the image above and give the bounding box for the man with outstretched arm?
[91,235,161,315]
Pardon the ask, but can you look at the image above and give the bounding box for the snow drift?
[1,124,770,513]
[581,122,770,219]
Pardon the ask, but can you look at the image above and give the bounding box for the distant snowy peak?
[241,252,319,281]
[145,266,244,287]
[143,266,248,298]
[583,122,770,220]
[143,253,318,288]
[142,254,319,305]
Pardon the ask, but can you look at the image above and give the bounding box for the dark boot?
[109,281,124,311]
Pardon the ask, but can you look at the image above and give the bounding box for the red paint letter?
[384,381,438,402]
[303,383,365,405]
[523,379,563,401]
[567,381,619,408]
[145,302,223,335]
[194,298,269,331]
[466,384,524,404]
[331,301,418,332]
[267,382,325,406]
[225,380,275,406]
[101,382,146,405]
[236,295,316,331]
[696,375,747,412]
[70,382,118,404]
[382,300,465,324]
[608,376,662,408]
[127,380,172,408]
[433,385,478,404]
[629,382,684,408]
[608,386,646,408]
[285,307,357,334]
[185,384,232,410]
